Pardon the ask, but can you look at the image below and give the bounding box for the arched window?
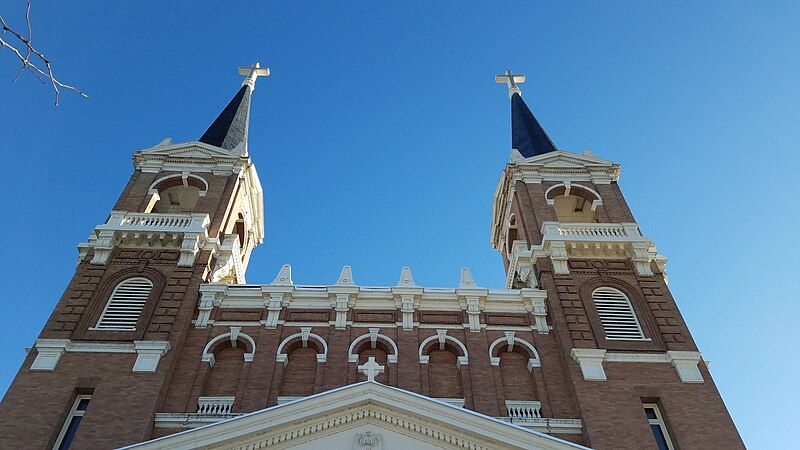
[500,351,536,400]
[545,183,602,223]
[233,213,247,251]
[146,174,208,213]
[506,213,519,257]
[204,346,245,396]
[95,277,153,330]
[592,287,645,340]
[280,348,318,397]
[428,349,463,399]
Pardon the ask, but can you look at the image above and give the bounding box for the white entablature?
[194,265,550,334]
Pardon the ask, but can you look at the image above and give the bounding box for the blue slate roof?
[199,85,252,153]
[510,92,558,157]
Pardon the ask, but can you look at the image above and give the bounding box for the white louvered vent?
[592,287,645,340]
[95,277,153,331]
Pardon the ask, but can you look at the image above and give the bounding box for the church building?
[0,63,744,449]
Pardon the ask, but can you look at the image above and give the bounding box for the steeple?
[495,69,558,158]
[199,62,270,155]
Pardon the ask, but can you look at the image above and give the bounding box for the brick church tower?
[0,65,743,449]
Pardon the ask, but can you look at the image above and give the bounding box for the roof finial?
[495,69,526,98]
[238,62,270,92]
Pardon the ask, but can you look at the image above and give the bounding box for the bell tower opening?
[552,194,597,223]
[152,185,201,213]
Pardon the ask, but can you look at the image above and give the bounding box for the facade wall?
[0,153,744,450]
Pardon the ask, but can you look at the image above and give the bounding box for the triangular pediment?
[122,382,586,450]
[138,141,241,159]
[518,150,615,170]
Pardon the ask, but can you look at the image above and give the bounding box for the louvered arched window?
[592,287,645,340]
[95,277,153,330]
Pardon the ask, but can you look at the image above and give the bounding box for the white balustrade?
[103,211,210,233]
[541,222,642,241]
[197,396,235,415]
[505,400,542,419]
[82,211,211,267]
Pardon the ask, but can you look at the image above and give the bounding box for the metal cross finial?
[495,69,526,98]
[238,62,270,91]
[358,356,385,382]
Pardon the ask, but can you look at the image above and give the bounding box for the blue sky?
[1,1,798,447]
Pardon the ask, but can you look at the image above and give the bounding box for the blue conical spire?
[510,92,558,158]
[496,69,558,158]
[198,85,252,153]
[199,63,270,155]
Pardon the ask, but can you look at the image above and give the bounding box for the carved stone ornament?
[354,430,382,449]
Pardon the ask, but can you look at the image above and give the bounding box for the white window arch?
[95,277,153,331]
[592,287,645,340]
[276,328,328,363]
[347,329,399,363]
[201,327,256,366]
[488,332,541,372]
[418,330,469,366]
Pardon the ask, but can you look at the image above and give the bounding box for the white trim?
[347,329,399,363]
[666,350,704,383]
[148,173,209,196]
[276,329,328,363]
[30,339,71,371]
[571,350,704,383]
[201,328,256,366]
[418,330,469,366]
[133,341,171,373]
[604,352,669,363]
[31,339,170,372]
[544,182,602,210]
[488,332,541,371]
[570,348,607,381]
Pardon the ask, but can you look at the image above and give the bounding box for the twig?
[1,1,87,105]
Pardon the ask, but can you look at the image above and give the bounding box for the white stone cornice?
[571,349,705,384]
[196,276,551,336]
[31,339,170,373]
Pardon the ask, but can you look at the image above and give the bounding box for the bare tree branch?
[1,1,88,105]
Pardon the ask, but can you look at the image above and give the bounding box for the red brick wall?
[204,347,245,396]
[427,349,463,398]
[0,169,743,449]
[500,351,536,400]
[280,348,318,397]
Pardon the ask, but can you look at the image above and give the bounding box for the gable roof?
[121,382,588,450]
